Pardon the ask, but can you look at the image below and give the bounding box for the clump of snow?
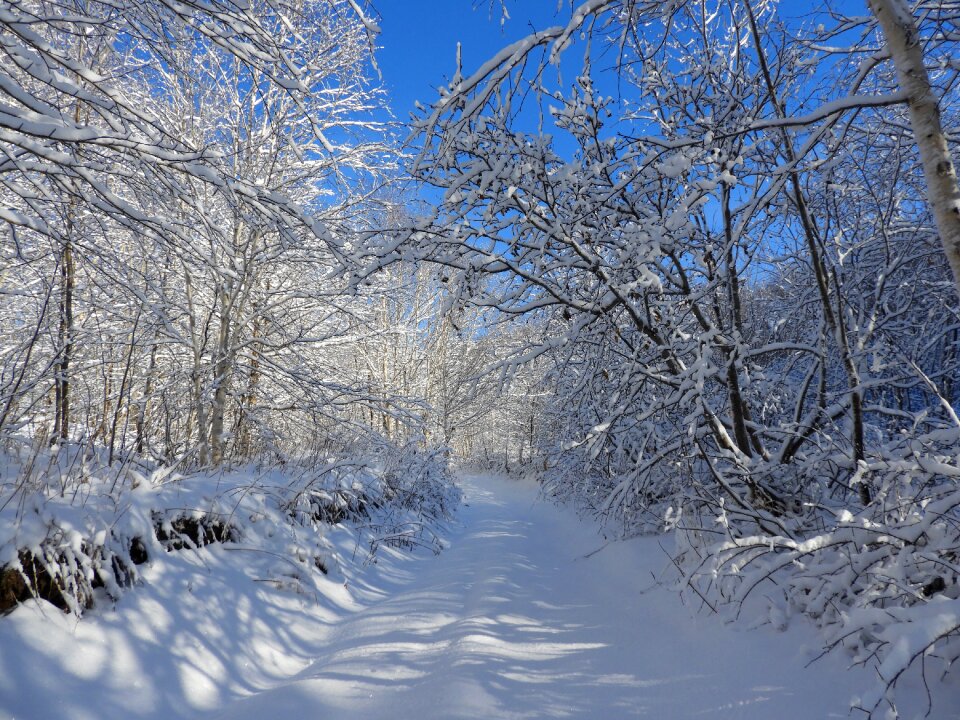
[656,152,692,179]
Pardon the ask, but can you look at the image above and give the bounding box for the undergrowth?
[0,434,460,617]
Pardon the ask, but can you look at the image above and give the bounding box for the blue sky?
[376,2,573,122]
[373,1,868,126]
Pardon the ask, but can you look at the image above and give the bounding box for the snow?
[2,473,950,719]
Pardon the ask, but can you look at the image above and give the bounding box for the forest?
[0,1,959,718]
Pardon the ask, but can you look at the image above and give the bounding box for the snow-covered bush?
[351,436,461,555]
[0,436,460,617]
[672,428,960,718]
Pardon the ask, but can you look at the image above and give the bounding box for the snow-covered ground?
[1,473,954,719]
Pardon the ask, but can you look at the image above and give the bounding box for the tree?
[866,0,960,298]
[401,1,960,712]
[406,0,958,520]
[0,0,396,466]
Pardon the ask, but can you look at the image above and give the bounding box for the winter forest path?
[214,473,867,719]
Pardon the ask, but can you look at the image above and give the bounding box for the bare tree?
[0,0,396,465]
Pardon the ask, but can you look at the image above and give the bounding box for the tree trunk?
[237,310,263,459]
[109,307,141,465]
[209,280,233,466]
[868,0,960,298]
[184,269,209,466]
[745,1,871,504]
[53,236,74,444]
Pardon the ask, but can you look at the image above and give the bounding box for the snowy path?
[211,473,875,720]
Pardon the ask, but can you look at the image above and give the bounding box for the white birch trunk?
[868,0,960,297]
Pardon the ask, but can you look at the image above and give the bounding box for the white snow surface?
[1,472,952,719]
